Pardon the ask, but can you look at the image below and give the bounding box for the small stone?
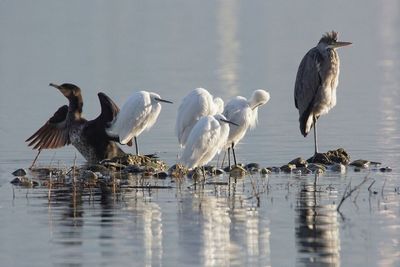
[330,163,346,173]
[293,169,302,175]
[168,164,188,178]
[230,166,247,178]
[12,168,27,177]
[101,161,127,170]
[380,167,392,172]
[370,161,382,166]
[124,165,143,173]
[10,177,37,187]
[260,168,271,175]
[271,167,281,173]
[154,172,168,179]
[288,157,308,168]
[245,163,260,170]
[350,159,370,168]
[80,170,98,183]
[215,168,225,175]
[308,163,326,173]
[10,177,22,185]
[280,164,296,173]
[307,153,332,165]
[85,164,109,173]
[297,167,312,174]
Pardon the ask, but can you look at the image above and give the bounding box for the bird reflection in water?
[295,178,340,266]
[187,179,271,266]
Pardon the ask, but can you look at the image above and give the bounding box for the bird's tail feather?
[299,111,314,137]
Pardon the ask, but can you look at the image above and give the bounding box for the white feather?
[175,88,224,147]
[180,114,230,169]
[223,89,270,149]
[107,91,164,145]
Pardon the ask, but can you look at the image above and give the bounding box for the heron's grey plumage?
[294,31,351,153]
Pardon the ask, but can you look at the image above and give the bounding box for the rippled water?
[1,1,399,266]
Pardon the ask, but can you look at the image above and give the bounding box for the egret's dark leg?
[134,137,139,155]
[313,115,319,155]
[231,143,238,166]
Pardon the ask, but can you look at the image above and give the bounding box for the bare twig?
[368,179,376,192]
[29,149,42,169]
[48,171,52,202]
[381,178,387,196]
[337,176,369,212]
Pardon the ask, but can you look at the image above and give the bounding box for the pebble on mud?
[307,163,326,174]
[350,159,370,168]
[288,157,308,168]
[280,164,296,173]
[330,163,346,173]
[307,148,350,165]
[10,177,39,187]
[230,165,247,178]
[379,167,392,172]
[12,168,27,177]
[154,172,168,179]
[260,168,271,175]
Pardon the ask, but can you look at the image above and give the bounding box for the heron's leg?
[134,137,139,155]
[232,143,238,166]
[313,115,318,155]
[228,147,231,169]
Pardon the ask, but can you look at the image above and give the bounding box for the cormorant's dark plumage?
[26,83,126,163]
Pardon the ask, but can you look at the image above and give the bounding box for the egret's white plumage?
[175,88,224,147]
[106,90,172,154]
[180,114,230,169]
[223,89,270,164]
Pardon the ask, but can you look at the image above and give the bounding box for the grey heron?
[294,31,351,156]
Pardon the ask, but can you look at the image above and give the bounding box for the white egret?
[175,88,224,147]
[223,89,270,166]
[106,90,173,155]
[180,114,236,169]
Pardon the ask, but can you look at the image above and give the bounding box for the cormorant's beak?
[49,83,68,96]
[333,41,352,48]
[155,97,173,104]
[49,83,61,89]
[220,118,239,127]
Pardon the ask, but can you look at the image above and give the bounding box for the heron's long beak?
[220,118,239,127]
[155,97,173,104]
[333,41,352,48]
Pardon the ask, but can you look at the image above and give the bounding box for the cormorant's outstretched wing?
[92,92,133,146]
[26,105,70,149]
[294,47,323,136]
[96,92,120,123]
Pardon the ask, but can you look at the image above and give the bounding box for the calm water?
[0,1,399,266]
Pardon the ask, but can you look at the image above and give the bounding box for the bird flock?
[26,31,351,169]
